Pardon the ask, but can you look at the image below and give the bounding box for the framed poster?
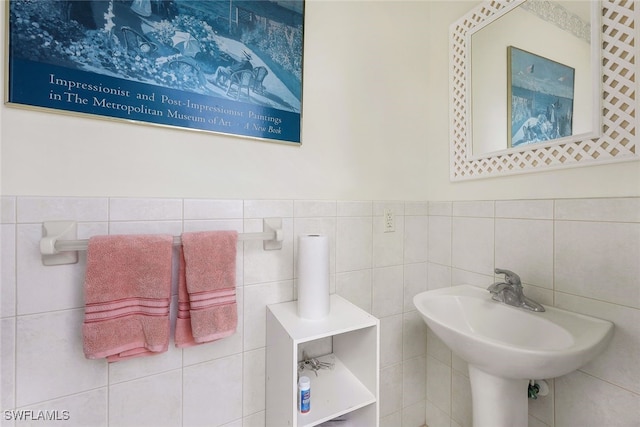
[5,0,304,144]
[507,46,575,148]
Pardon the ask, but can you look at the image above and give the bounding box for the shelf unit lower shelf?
[297,354,376,427]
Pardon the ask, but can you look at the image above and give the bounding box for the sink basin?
[414,285,613,379]
[414,285,614,427]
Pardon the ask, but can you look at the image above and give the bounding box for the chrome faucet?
[487,268,545,312]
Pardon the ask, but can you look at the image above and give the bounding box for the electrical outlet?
[384,209,395,233]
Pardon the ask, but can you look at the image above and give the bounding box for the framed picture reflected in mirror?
[507,46,575,148]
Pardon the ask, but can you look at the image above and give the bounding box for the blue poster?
[7,0,304,144]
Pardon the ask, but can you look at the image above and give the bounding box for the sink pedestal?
[468,365,528,427]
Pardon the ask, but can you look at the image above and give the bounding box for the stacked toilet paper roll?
[297,234,330,320]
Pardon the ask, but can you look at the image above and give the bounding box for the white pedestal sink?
[413,285,614,427]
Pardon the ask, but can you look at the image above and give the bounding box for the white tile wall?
[555,220,640,308]
[495,218,554,288]
[372,266,404,318]
[426,197,640,427]
[451,216,494,276]
[183,354,243,426]
[1,196,638,427]
[380,363,403,418]
[109,370,182,427]
[1,224,16,317]
[555,371,638,426]
[335,269,372,313]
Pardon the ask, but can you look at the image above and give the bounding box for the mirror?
[471,1,595,156]
[449,0,638,180]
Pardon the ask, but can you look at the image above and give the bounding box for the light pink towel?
[82,234,173,362]
[175,230,238,347]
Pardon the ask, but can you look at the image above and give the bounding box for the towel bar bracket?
[263,218,283,251]
[41,221,79,266]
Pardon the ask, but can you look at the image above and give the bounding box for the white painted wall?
[1,0,638,200]
[1,1,432,201]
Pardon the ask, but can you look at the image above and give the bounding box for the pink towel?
[82,234,173,362]
[175,230,238,347]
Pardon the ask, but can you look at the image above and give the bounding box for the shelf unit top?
[267,294,378,342]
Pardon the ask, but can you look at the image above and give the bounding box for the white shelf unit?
[266,294,380,427]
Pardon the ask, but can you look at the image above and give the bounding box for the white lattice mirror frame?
[450,0,638,181]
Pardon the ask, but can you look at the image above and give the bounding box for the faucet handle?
[494,268,521,286]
